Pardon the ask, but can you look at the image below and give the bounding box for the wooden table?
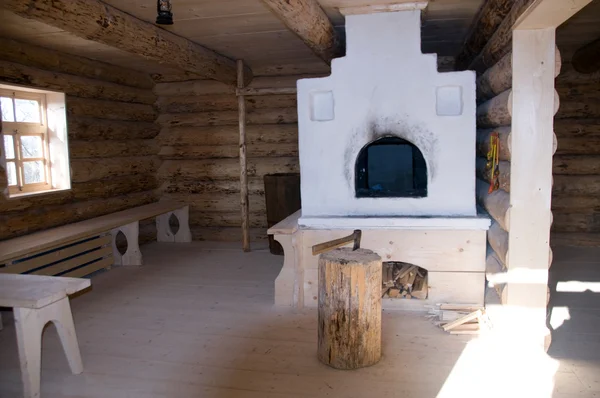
[0,274,90,398]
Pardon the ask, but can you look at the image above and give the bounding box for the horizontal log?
[164,193,267,213]
[476,179,510,231]
[0,60,155,105]
[555,99,600,119]
[71,157,161,183]
[477,48,561,102]
[237,88,297,96]
[552,196,600,212]
[68,117,160,141]
[554,118,600,138]
[572,37,600,74]
[190,211,267,228]
[69,140,158,159]
[0,174,157,213]
[158,125,297,146]
[476,127,511,161]
[553,175,600,196]
[67,97,157,122]
[0,37,154,89]
[156,94,297,114]
[551,232,600,247]
[476,157,511,193]
[552,213,600,233]
[553,156,600,175]
[556,62,600,87]
[158,157,299,181]
[159,178,265,196]
[555,136,600,155]
[0,190,156,240]
[159,143,298,159]
[486,245,505,276]
[157,108,297,127]
[488,221,508,265]
[153,75,320,97]
[477,89,559,128]
[191,227,268,243]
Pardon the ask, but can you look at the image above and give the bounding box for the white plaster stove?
[269,3,490,310]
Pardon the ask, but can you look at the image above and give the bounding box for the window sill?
[6,187,71,200]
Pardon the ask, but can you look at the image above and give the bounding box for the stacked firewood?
[427,304,493,335]
[381,262,428,299]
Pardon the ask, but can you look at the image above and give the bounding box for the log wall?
[552,56,600,246]
[155,76,306,242]
[0,38,159,241]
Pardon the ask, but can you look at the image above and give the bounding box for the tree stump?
[317,248,382,369]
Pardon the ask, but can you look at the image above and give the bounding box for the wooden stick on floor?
[237,60,250,252]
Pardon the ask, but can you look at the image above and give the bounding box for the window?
[1,85,70,198]
[355,136,428,198]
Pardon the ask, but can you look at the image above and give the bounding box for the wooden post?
[237,60,250,252]
[318,248,382,370]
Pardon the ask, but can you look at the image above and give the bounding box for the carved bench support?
[156,205,192,243]
[111,221,142,266]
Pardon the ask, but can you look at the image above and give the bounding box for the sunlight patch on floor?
[556,281,600,293]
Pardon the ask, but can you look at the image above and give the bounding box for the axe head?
[352,230,362,251]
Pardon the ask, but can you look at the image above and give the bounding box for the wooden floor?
[0,242,598,398]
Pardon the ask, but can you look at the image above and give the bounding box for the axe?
[312,230,362,256]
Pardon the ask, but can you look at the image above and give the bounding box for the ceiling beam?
[572,37,600,74]
[260,0,343,64]
[1,0,252,86]
[455,0,517,71]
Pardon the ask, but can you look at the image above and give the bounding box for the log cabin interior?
[0,0,599,397]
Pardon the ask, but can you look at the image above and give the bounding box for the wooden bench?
[0,274,90,398]
[0,201,191,277]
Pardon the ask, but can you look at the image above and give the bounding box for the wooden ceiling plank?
[455,0,517,71]
[1,0,251,86]
[260,0,344,63]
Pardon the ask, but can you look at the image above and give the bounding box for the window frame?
[1,88,54,196]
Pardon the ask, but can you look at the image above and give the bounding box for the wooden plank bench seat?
[0,201,191,277]
[0,274,91,398]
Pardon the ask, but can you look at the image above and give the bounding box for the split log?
[2,0,250,85]
[159,143,298,160]
[476,157,511,193]
[156,94,297,114]
[69,140,158,159]
[477,89,559,128]
[553,156,600,175]
[455,0,517,71]
[0,190,156,240]
[553,176,600,196]
[477,48,561,102]
[486,245,505,276]
[157,108,297,127]
[468,0,538,73]
[160,178,265,195]
[476,179,510,231]
[411,275,428,300]
[158,158,299,181]
[162,193,267,213]
[158,125,297,146]
[488,221,509,264]
[261,0,343,63]
[67,97,157,122]
[0,60,156,105]
[0,37,154,89]
[572,37,600,74]
[477,127,557,160]
[190,226,268,243]
[71,157,161,183]
[68,117,160,141]
[318,248,382,369]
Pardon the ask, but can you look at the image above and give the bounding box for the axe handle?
[312,230,361,256]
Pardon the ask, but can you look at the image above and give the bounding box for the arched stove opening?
[355,136,427,198]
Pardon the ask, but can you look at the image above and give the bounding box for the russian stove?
[269,3,490,310]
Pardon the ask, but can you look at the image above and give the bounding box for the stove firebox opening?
[355,136,427,198]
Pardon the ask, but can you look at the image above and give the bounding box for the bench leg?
[111,221,143,266]
[14,297,84,398]
[156,206,192,243]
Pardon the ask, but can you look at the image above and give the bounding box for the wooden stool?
[0,274,90,398]
[317,248,382,369]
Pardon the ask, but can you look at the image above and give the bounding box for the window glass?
[14,99,41,123]
[6,162,17,186]
[23,161,44,184]
[1,97,15,122]
[20,136,44,158]
[3,135,15,159]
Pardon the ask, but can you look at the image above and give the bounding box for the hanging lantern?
[156,0,173,25]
